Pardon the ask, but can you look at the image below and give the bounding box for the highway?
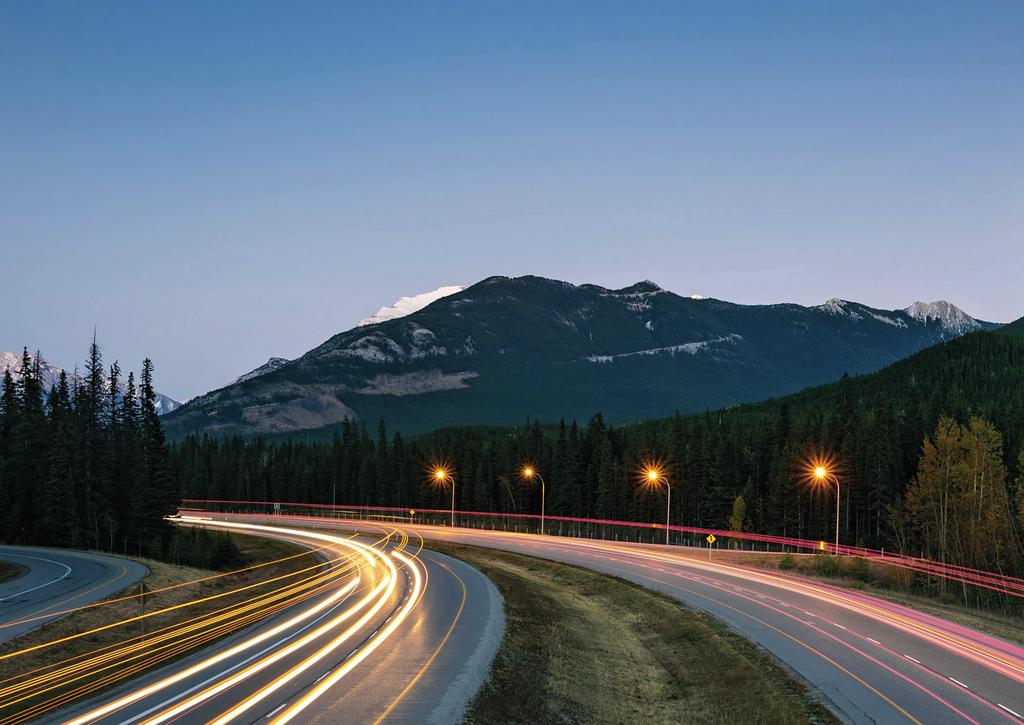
[41,518,502,725]
[184,512,1024,725]
[8,510,1021,724]
[0,547,148,646]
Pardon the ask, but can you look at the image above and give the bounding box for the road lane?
[45,518,502,725]
[0,547,148,645]
[200,512,1023,725]
[406,524,1024,724]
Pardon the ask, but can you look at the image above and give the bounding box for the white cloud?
[358,285,464,326]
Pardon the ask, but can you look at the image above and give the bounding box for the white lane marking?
[804,611,815,617]
[948,677,969,690]
[833,623,847,630]
[266,703,287,718]
[0,553,73,602]
[998,704,1022,719]
[866,637,880,645]
[904,655,921,664]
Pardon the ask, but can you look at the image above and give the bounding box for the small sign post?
[706,533,716,561]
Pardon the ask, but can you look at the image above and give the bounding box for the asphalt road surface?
[50,518,503,725]
[186,512,1024,725]
[405,522,1024,725]
[0,546,148,645]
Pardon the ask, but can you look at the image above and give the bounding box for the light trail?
[268,549,426,725]
[45,518,431,725]
[183,498,1024,598]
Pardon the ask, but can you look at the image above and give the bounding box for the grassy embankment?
[0,533,317,723]
[430,542,837,725]
[0,562,20,585]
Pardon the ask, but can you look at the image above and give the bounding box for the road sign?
[706,534,716,544]
[409,510,416,517]
[273,503,281,513]
[818,540,826,551]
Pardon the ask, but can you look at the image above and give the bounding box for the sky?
[2,2,1022,400]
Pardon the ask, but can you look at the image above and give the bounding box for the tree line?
[171,332,1024,579]
[0,342,179,558]
[4,330,1023,582]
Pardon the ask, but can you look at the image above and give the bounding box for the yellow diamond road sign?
[706,534,716,544]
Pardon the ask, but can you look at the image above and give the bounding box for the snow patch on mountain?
[0,351,182,415]
[904,301,981,335]
[868,312,908,329]
[816,298,864,320]
[358,286,464,326]
[586,334,742,363]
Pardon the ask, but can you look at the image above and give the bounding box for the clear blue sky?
[3,2,1022,400]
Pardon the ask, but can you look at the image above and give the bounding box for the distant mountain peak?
[816,298,863,319]
[904,301,981,335]
[0,350,181,415]
[358,285,464,326]
[228,356,291,386]
[622,280,664,294]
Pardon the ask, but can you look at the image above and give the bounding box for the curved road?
[183,512,1024,725]
[406,522,1024,725]
[47,518,503,725]
[22,510,1024,724]
[0,546,148,645]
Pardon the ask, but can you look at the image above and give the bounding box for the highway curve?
[46,518,502,725]
[406,523,1024,725]
[188,512,1024,725]
[0,546,148,646]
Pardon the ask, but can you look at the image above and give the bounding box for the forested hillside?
[172,330,1024,577]
[999,314,1024,337]
[0,344,179,556]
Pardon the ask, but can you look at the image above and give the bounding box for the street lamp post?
[434,468,455,527]
[521,466,546,536]
[814,466,841,554]
[644,467,671,546]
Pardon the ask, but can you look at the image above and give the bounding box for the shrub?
[814,554,840,577]
[778,553,796,571]
[849,557,872,582]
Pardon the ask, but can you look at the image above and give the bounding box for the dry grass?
[431,543,837,725]
[0,534,316,722]
[0,562,20,585]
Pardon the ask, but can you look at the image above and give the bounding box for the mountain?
[0,351,182,415]
[227,357,291,386]
[164,275,1004,438]
[998,315,1024,337]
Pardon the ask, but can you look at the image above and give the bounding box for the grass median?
[429,542,837,725]
[0,562,20,585]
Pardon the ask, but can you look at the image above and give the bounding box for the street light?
[520,465,546,536]
[813,465,841,554]
[433,467,455,527]
[642,465,671,546]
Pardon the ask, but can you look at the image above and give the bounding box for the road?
[0,546,148,645]
[21,510,1024,724]
[46,518,503,725]
[406,522,1024,725]
[182,512,1024,725]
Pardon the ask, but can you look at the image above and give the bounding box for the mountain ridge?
[164,275,1005,438]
